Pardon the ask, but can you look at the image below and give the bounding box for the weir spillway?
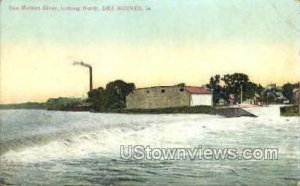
[215,107,257,118]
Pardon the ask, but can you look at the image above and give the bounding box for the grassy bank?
[0,102,47,110]
[280,105,300,116]
[93,106,216,114]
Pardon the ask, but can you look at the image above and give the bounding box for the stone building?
[126,86,212,109]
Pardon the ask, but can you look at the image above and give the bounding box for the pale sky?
[1,0,300,104]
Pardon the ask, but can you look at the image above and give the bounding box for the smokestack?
[73,61,93,91]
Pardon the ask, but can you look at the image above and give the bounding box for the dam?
[216,107,257,118]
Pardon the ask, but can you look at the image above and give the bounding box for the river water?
[0,106,299,185]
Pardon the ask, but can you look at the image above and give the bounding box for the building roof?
[134,86,175,90]
[132,85,211,94]
[185,86,211,94]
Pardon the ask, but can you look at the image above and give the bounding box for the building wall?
[126,87,190,109]
[190,94,212,106]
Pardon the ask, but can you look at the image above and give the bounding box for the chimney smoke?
[73,61,93,91]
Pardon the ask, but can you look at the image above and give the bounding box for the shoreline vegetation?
[0,102,299,117]
[103,106,216,114]
[280,105,300,116]
[0,103,214,114]
[0,104,256,118]
[1,73,299,116]
[0,102,47,110]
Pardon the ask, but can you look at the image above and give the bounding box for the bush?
[117,106,215,114]
[280,105,299,116]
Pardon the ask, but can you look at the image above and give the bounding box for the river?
[0,105,299,185]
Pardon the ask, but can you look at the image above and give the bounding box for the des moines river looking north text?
[9,4,149,12]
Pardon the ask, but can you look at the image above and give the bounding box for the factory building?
[126,86,212,109]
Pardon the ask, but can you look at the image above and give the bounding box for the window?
[147,90,150,93]
[161,89,165,93]
[179,88,184,92]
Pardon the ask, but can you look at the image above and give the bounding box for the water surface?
[0,106,299,185]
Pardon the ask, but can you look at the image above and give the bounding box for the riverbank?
[101,106,216,114]
[0,104,259,117]
[280,105,300,116]
[0,102,46,110]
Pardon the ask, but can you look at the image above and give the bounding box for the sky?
[1,0,300,104]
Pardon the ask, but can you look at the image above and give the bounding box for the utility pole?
[73,61,93,92]
[211,88,214,107]
[266,91,269,106]
[298,81,300,116]
[240,84,243,104]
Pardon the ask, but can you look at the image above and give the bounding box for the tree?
[243,82,264,100]
[105,80,135,109]
[46,97,83,110]
[88,87,110,111]
[206,75,222,105]
[221,73,263,103]
[175,83,186,87]
[206,73,264,104]
[88,80,135,111]
[282,83,297,103]
[222,73,249,98]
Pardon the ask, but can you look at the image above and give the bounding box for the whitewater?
[0,105,299,185]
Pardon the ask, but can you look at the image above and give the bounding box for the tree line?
[87,80,135,111]
[207,73,299,105]
[1,73,298,111]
